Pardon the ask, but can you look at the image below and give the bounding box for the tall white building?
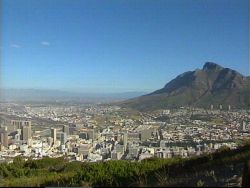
[242,121,247,132]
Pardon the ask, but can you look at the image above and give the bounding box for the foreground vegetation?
[1,142,250,187]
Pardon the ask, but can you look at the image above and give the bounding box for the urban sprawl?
[0,102,249,163]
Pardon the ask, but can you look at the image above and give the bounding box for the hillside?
[1,142,250,187]
[121,62,250,111]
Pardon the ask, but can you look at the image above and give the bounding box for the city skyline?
[0,1,250,186]
[1,0,249,93]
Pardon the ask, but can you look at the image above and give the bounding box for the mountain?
[120,62,250,111]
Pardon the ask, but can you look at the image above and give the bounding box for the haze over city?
[0,0,250,187]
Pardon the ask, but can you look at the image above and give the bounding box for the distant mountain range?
[120,62,250,111]
[0,89,146,103]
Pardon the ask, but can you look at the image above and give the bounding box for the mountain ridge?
[120,62,250,111]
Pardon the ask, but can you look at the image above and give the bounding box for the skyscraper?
[86,129,95,140]
[243,121,247,132]
[140,128,153,141]
[15,129,22,141]
[22,124,32,141]
[51,128,57,143]
[0,119,32,133]
[0,131,8,147]
[123,132,128,151]
[63,125,70,135]
[60,132,67,145]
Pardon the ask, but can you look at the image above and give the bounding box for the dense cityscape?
[1,0,249,186]
[0,102,249,163]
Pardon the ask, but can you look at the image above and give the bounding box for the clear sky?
[1,0,249,93]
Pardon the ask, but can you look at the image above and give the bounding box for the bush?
[0,144,250,187]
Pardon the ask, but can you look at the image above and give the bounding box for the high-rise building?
[47,137,53,146]
[243,121,247,132]
[78,144,89,156]
[0,119,31,133]
[10,120,31,132]
[22,124,32,141]
[160,140,167,148]
[15,129,22,141]
[115,144,125,154]
[60,132,67,145]
[111,150,118,160]
[63,125,70,135]
[123,132,128,151]
[80,128,96,140]
[86,129,95,140]
[79,132,88,139]
[0,131,8,147]
[128,146,139,158]
[127,132,140,142]
[140,128,153,141]
[51,128,57,143]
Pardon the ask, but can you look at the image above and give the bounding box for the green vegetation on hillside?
[1,141,250,187]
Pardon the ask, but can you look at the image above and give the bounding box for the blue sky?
[1,0,249,93]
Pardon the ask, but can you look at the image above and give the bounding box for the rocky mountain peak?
[202,62,223,72]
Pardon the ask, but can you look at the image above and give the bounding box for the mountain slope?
[121,62,250,111]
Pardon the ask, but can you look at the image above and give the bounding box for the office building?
[0,131,8,147]
[127,132,140,142]
[79,132,88,139]
[140,128,153,141]
[79,128,95,140]
[22,124,32,141]
[0,119,31,133]
[51,128,57,143]
[60,132,67,145]
[63,125,70,135]
[86,129,95,140]
[243,121,247,132]
[15,129,22,141]
[78,144,89,156]
[123,132,128,151]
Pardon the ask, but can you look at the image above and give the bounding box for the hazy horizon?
[0,88,148,103]
[0,87,148,95]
